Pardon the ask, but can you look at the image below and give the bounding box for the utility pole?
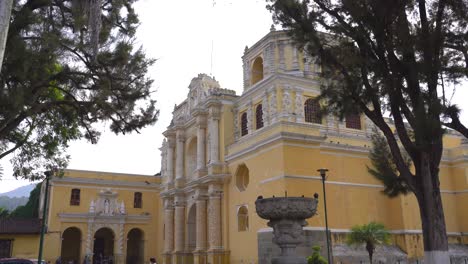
[38,171,52,264]
[317,168,332,264]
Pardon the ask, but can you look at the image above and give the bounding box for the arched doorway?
[126,228,144,264]
[61,227,81,264]
[93,227,115,264]
[186,204,197,264]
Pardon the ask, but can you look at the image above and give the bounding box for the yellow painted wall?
[0,234,39,259]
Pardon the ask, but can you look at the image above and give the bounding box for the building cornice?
[51,176,160,189]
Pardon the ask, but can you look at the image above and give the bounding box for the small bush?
[307,245,328,264]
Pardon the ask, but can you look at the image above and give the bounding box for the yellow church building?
[2,29,468,264]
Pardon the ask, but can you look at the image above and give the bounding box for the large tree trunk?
[415,152,449,264]
[0,0,13,69]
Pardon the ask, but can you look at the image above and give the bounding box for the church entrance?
[126,228,144,264]
[61,227,81,264]
[93,227,115,264]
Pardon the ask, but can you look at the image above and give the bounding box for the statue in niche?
[104,199,110,215]
[89,200,95,213]
[119,201,126,214]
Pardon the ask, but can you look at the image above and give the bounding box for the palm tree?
[346,222,390,264]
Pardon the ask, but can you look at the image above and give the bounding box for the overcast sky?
[0,0,273,193]
[1,0,467,193]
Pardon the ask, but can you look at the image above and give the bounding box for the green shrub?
[307,245,328,264]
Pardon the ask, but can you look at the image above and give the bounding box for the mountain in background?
[0,184,37,212]
[0,184,37,198]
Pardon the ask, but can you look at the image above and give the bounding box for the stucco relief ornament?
[283,89,291,114]
[269,90,277,118]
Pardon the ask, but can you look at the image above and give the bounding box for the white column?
[209,107,220,165]
[208,183,222,250]
[166,136,175,186]
[196,115,207,172]
[295,89,304,123]
[269,87,277,124]
[164,199,174,254]
[175,130,184,182]
[247,103,253,133]
[195,189,207,251]
[173,196,185,253]
[262,93,269,126]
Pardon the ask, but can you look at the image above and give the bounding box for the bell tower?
[241,27,320,92]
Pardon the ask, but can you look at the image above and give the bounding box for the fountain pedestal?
[255,196,318,264]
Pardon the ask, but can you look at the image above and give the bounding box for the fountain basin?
[255,196,319,264]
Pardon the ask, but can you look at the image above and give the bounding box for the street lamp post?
[317,168,332,264]
[38,171,52,264]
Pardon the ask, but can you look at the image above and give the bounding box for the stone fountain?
[255,195,319,264]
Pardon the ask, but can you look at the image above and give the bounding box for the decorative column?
[292,45,299,71]
[242,50,250,89]
[295,89,304,123]
[173,195,185,264]
[247,103,253,133]
[207,183,223,264]
[194,188,208,264]
[233,106,239,141]
[208,103,222,175]
[262,92,269,126]
[163,198,174,264]
[195,112,207,177]
[166,136,175,189]
[282,87,292,121]
[278,41,285,71]
[175,130,185,188]
[269,87,278,124]
[115,224,124,264]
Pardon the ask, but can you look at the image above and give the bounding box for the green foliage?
[9,182,41,218]
[0,0,158,180]
[0,207,9,218]
[266,0,468,252]
[368,129,412,197]
[307,245,328,264]
[347,222,390,264]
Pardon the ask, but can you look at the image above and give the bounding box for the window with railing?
[255,104,264,129]
[346,113,361,129]
[134,192,142,208]
[304,98,321,124]
[70,189,80,206]
[241,112,248,136]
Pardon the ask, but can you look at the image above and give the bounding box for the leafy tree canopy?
[0,0,158,180]
[267,0,468,258]
[368,128,412,197]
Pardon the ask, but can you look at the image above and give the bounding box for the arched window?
[255,104,264,129]
[346,113,361,129]
[70,189,80,206]
[134,192,142,208]
[241,112,248,136]
[238,206,249,232]
[304,98,321,124]
[251,57,264,85]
